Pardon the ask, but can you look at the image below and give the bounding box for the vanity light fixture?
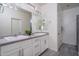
[27,3,40,15]
[0,3,4,13]
[3,3,8,7]
[1,3,18,11]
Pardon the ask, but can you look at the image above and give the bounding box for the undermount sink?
[31,32,46,37]
[3,33,46,41]
[16,35,29,39]
[3,35,29,40]
[4,36,16,40]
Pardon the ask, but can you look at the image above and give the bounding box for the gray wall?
[63,7,79,45]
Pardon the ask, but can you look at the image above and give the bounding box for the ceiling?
[28,3,46,8]
[59,3,79,10]
[3,3,79,12]
[31,3,79,10]
[34,3,47,6]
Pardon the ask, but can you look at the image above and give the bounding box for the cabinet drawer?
[1,48,19,56]
[33,38,40,43]
[1,42,19,53]
[42,35,48,39]
[19,40,33,48]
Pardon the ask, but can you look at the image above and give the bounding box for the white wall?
[31,13,42,33]
[63,7,79,45]
[40,3,58,51]
[0,7,31,37]
[31,3,63,51]
[57,4,63,48]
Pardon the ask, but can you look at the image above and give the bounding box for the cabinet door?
[1,42,20,56]
[1,49,20,56]
[19,39,33,56]
[23,46,33,56]
[33,41,40,56]
[41,36,48,53]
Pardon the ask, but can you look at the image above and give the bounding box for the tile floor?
[41,43,78,56]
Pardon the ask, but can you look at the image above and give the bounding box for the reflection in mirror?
[0,3,32,38]
[11,18,23,35]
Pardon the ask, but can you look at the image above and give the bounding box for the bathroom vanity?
[0,32,49,56]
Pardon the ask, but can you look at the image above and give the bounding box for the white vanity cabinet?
[0,39,33,56]
[20,40,33,56]
[23,46,33,56]
[0,34,48,56]
[0,42,20,56]
[33,38,41,56]
[32,35,48,56]
[1,49,20,56]
[40,35,48,53]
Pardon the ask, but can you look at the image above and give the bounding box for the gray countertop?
[0,32,49,46]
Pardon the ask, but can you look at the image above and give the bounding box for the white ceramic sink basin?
[16,35,29,40]
[4,35,29,41]
[31,33,46,37]
[4,36,16,40]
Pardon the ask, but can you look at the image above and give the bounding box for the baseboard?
[58,43,63,51]
[39,48,48,56]
[58,43,77,52]
[62,43,77,47]
[63,42,76,46]
[78,52,79,56]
